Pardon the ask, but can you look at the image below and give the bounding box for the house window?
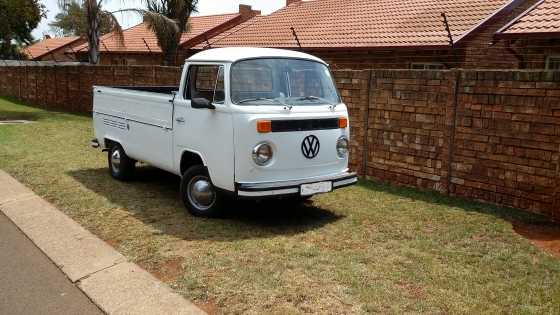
[411,63,445,70]
[546,56,560,70]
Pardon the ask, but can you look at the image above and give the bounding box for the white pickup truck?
[92,47,357,216]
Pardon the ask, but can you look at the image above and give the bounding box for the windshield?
[230,58,341,106]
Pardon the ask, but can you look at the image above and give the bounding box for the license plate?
[301,181,332,196]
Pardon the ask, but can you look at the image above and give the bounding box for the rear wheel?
[108,144,135,181]
[180,165,223,217]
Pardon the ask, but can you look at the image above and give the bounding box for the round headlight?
[336,137,349,158]
[252,143,273,166]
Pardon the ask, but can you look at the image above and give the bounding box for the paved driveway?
[0,213,103,315]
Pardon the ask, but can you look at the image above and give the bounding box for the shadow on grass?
[68,166,343,241]
[0,110,45,122]
[0,96,92,120]
[357,179,552,224]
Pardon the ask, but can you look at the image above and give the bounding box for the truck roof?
[187,47,327,64]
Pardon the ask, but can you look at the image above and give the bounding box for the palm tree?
[138,0,198,65]
[59,0,197,65]
[58,0,123,64]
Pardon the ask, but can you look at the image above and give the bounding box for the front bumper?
[236,171,358,198]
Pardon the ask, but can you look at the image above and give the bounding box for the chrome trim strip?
[94,111,169,130]
[238,171,357,190]
[238,188,299,197]
[333,177,358,188]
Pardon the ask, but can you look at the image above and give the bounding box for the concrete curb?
[0,170,205,315]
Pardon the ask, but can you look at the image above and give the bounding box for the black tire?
[108,143,135,181]
[180,165,224,217]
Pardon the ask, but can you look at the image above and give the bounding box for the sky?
[33,0,286,39]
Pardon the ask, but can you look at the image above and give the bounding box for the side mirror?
[191,98,215,110]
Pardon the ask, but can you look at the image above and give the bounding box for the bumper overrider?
[236,171,358,198]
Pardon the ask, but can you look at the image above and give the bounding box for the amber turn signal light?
[339,117,348,129]
[257,120,272,133]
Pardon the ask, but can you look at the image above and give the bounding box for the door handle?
[175,117,185,123]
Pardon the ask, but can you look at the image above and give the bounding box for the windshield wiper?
[237,97,282,105]
[295,96,336,107]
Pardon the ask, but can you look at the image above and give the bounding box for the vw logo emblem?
[301,135,320,159]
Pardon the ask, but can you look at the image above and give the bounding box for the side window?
[185,64,225,104]
[214,66,225,104]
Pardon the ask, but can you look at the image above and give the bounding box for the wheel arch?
[103,137,122,151]
[180,150,207,175]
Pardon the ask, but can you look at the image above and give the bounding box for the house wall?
[294,0,560,71]
[36,50,75,62]
[34,39,87,62]
[1,64,559,221]
[457,0,541,69]
[509,38,560,69]
[97,53,164,66]
[75,52,164,65]
[243,37,560,71]
[308,48,461,70]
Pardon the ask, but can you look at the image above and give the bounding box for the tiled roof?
[197,0,517,49]
[76,13,241,54]
[24,36,82,59]
[497,0,560,37]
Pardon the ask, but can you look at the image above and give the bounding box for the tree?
[140,0,198,65]
[58,0,123,64]
[0,0,45,59]
[49,1,115,37]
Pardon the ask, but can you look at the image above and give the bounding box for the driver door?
[173,63,235,191]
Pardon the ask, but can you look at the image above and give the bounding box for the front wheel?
[180,165,223,217]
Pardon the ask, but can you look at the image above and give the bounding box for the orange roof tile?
[197,0,519,49]
[497,0,560,37]
[76,13,241,54]
[24,36,82,59]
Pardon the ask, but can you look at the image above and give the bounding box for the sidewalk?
[0,213,103,315]
[0,170,205,315]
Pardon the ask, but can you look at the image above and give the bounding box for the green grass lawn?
[1,97,559,314]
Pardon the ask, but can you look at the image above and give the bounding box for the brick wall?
[332,69,560,221]
[332,70,371,174]
[0,65,182,112]
[367,71,456,193]
[1,65,559,221]
[451,71,560,219]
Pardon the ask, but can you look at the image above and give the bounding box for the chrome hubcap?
[187,176,216,210]
[111,150,121,172]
